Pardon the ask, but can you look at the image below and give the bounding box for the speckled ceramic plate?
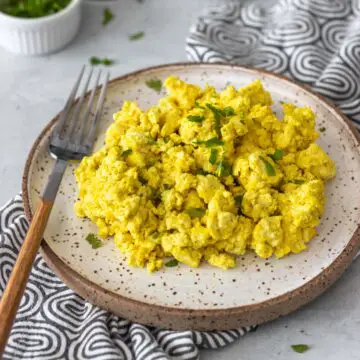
[23,63,360,331]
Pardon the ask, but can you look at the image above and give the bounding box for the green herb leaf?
[163,136,170,143]
[234,194,244,207]
[193,137,224,148]
[209,148,218,165]
[90,57,115,66]
[86,233,103,249]
[288,179,306,185]
[145,78,162,93]
[206,103,222,137]
[216,158,232,177]
[163,184,172,190]
[122,149,133,158]
[165,259,179,267]
[195,169,210,176]
[0,0,71,18]
[319,127,326,133]
[194,101,205,109]
[269,149,284,161]
[260,156,276,176]
[187,115,205,123]
[222,106,236,117]
[291,344,310,353]
[239,111,245,121]
[102,8,114,26]
[186,207,206,218]
[129,31,145,41]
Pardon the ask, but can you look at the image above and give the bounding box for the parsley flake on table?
[260,156,276,176]
[145,78,162,93]
[291,344,310,353]
[102,8,114,26]
[90,57,115,66]
[319,127,326,133]
[86,233,103,249]
[129,31,145,41]
[165,259,179,267]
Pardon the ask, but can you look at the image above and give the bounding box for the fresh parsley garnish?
[234,194,244,207]
[260,156,276,176]
[187,115,205,123]
[90,57,115,66]
[216,158,232,177]
[186,207,206,218]
[319,127,326,132]
[122,149,132,158]
[269,149,284,161]
[0,0,71,18]
[86,233,103,249]
[209,148,218,164]
[194,101,205,109]
[206,103,222,137]
[129,31,145,41]
[291,344,310,353]
[163,136,170,143]
[102,8,114,26]
[222,106,236,117]
[288,179,306,185]
[165,259,179,267]
[145,78,162,93]
[193,137,224,147]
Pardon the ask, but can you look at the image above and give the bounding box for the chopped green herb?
[270,149,284,161]
[86,233,103,249]
[291,344,310,353]
[187,115,205,123]
[122,149,132,158]
[222,106,236,117]
[0,0,71,18]
[163,136,170,143]
[193,137,224,148]
[186,207,206,218]
[239,111,245,121]
[129,31,145,41]
[288,179,306,185]
[163,184,172,190]
[194,101,205,109]
[145,78,162,93]
[147,138,157,145]
[90,57,115,66]
[102,8,114,26]
[195,169,210,176]
[234,194,244,207]
[206,103,222,137]
[319,127,326,132]
[260,156,276,176]
[209,148,218,165]
[165,259,179,267]
[216,159,232,177]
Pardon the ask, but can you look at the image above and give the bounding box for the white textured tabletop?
[1,0,359,359]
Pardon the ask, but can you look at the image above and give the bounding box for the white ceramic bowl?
[0,0,81,55]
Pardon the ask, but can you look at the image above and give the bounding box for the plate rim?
[22,62,360,330]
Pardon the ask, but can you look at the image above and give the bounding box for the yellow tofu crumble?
[74,76,336,272]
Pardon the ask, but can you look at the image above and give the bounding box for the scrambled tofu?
[74,77,336,272]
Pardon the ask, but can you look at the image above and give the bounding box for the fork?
[0,67,109,355]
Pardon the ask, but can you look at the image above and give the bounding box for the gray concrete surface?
[1,0,359,358]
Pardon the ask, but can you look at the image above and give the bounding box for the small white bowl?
[0,0,81,55]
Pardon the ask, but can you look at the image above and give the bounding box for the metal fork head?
[49,67,109,161]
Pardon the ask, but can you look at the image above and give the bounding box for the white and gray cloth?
[1,0,360,359]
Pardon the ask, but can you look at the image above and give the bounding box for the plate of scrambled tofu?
[23,63,360,330]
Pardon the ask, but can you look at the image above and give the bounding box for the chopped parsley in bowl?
[0,0,72,18]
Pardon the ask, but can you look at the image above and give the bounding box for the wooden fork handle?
[0,199,53,356]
